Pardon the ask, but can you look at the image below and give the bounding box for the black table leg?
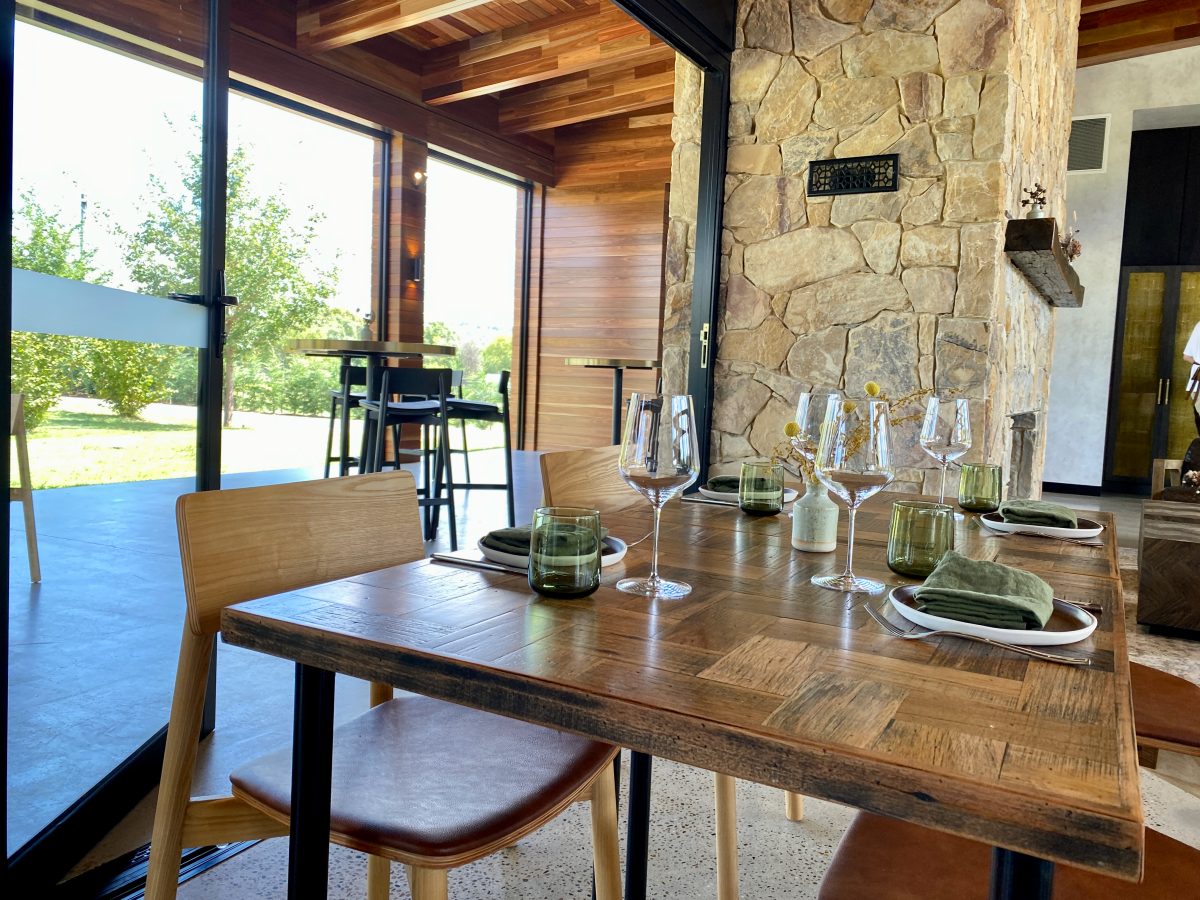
[625,750,652,900]
[288,664,336,900]
[989,848,1053,900]
[611,367,624,445]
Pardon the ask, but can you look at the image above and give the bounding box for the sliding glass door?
[7,0,227,875]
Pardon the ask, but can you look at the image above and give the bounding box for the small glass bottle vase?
[791,480,838,553]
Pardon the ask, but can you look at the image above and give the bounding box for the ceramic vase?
[791,480,838,553]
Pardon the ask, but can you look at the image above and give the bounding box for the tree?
[123,144,337,425]
[481,335,512,376]
[9,192,104,427]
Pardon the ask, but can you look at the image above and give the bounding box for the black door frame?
[613,0,732,478]
[4,0,231,885]
[1103,265,1200,493]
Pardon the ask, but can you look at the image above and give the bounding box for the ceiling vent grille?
[1068,117,1108,172]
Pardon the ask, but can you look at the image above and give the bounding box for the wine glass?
[617,393,700,599]
[812,395,895,594]
[919,397,972,504]
[792,387,845,464]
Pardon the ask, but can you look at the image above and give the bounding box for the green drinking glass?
[739,458,785,516]
[528,506,603,599]
[958,463,1003,513]
[886,501,955,578]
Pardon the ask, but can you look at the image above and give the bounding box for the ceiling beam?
[422,4,666,106]
[298,0,493,53]
[1077,0,1200,64]
[498,50,675,134]
[1077,24,1200,65]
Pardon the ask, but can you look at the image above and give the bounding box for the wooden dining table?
[221,493,1140,900]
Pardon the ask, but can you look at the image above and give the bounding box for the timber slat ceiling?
[1078,0,1200,66]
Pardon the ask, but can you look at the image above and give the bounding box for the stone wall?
[664,0,1080,493]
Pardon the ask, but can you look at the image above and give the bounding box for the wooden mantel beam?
[498,49,676,134]
[422,5,666,106]
[298,0,492,53]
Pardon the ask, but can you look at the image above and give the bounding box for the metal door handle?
[699,322,711,370]
[1157,378,1164,404]
[1165,378,1171,401]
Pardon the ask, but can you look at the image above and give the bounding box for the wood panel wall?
[514,105,672,450]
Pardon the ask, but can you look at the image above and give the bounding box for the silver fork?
[864,602,1091,665]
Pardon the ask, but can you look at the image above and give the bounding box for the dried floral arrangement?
[774,382,937,482]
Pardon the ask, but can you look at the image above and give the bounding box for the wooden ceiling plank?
[1077,23,1200,65]
[1078,0,1200,32]
[299,0,495,53]
[1081,0,1166,10]
[422,4,662,104]
[1078,8,1200,46]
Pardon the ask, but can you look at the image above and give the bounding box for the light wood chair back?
[539,445,642,517]
[9,393,40,582]
[1151,458,1183,497]
[178,471,423,635]
[147,471,423,900]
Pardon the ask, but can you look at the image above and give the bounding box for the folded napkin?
[998,499,1078,529]
[481,525,605,558]
[707,475,741,493]
[913,551,1054,630]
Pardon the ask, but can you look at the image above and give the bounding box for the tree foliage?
[122,144,337,425]
[10,192,100,427]
[423,322,512,403]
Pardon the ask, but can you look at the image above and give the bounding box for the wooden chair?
[10,393,41,582]
[538,445,642,515]
[818,812,1199,899]
[1150,458,1182,498]
[145,471,620,900]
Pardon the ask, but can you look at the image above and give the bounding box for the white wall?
[1042,44,1200,487]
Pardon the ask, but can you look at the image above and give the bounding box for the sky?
[12,21,518,341]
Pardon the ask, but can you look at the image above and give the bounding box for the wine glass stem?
[939,462,948,505]
[843,504,858,579]
[649,502,663,583]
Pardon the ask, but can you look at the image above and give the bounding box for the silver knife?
[430,554,526,575]
[682,496,739,507]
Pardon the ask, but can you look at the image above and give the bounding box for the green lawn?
[14,397,502,489]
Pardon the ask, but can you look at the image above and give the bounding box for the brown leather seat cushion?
[230,695,615,863]
[1131,661,1200,752]
[819,812,1200,899]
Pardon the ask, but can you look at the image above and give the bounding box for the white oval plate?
[698,486,799,503]
[979,512,1104,540]
[478,535,628,570]
[888,585,1097,646]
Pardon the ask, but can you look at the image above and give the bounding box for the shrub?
[88,339,174,419]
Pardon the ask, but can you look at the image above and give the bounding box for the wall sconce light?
[409,254,423,283]
[412,170,426,187]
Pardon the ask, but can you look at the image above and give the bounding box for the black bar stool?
[445,370,516,528]
[358,367,458,550]
[323,361,367,478]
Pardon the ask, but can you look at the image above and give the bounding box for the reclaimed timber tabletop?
[222,494,1142,881]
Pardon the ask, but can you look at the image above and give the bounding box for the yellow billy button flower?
[784,421,800,438]
[864,381,881,397]
[842,400,857,414]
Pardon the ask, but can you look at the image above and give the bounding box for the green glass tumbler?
[887,501,955,578]
[958,463,1003,513]
[528,506,602,599]
[739,458,784,516]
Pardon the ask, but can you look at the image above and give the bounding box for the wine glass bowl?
[617,393,700,599]
[919,397,972,504]
[812,396,895,594]
[792,387,844,463]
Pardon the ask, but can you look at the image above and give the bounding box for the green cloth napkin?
[998,499,1078,528]
[481,525,604,558]
[707,475,740,493]
[913,550,1054,630]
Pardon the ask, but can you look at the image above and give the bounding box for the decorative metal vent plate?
[1068,117,1107,172]
[807,154,899,196]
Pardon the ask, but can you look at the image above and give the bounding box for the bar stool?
[323,361,367,478]
[445,369,516,528]
[449,370,473,481]
[359,366,458,550]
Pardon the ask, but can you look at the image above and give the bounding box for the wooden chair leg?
[145,630,216,900]
[410,866,448,900]
[13,403,40,582]
[714,773,739,900]
[784,791,804,821]
[590,761,621,900]
[366,854,390,900]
